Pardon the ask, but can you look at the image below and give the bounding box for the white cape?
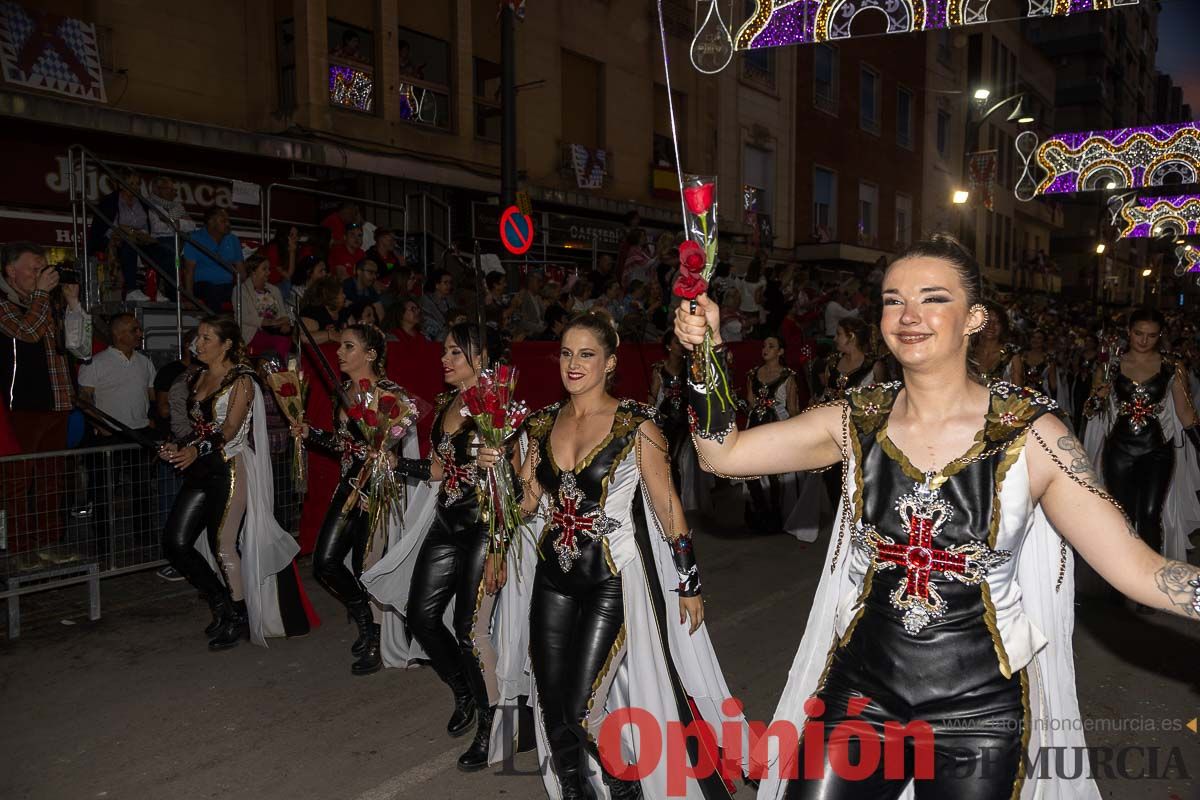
[195,383,304,647]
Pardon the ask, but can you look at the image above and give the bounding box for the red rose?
[678,240,705,274]
[491,409,507,429]
[364,409,379,427]
[673,273,709,300]
[389,404,401,420]
[359,378,372,393]
[683,182,715,215]
[279,383,297,398]
[347,405,364,420]
[378,394,396,413]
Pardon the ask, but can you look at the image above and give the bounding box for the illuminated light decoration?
[1014,122,1200,201]
[328,64,374,113]
[1115,195,1200,239]
[735,0,1139,49]
[1174,245,1200,277]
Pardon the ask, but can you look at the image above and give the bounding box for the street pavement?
[2,485,1198,800]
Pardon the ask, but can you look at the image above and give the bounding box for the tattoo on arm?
[1055,433,1102,487]
[1153,560,1200,620]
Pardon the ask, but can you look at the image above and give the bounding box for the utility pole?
[501,4,517,207]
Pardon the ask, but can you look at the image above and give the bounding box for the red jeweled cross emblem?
[437,435,477,506]
[1119,386,1160,435]
[854,475,1012,634]
[549,471,618,572]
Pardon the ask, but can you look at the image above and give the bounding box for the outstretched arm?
[676,296,844,477]
[1028,413,1199,620]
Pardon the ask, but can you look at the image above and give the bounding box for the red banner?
[968,150,998,211]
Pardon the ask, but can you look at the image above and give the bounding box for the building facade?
[3,0,797,271]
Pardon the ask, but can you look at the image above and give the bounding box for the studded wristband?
[305,425,340,454]
[687,347,736,442]
[669,533,701,597]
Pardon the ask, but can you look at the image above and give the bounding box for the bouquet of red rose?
[671,174,736,413]
[460,364,530,563]
[343,378,420,541]
[265,359,310,487]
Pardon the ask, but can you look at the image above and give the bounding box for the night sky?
[1157,0,1200,113]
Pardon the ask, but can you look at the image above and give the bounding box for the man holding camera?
[0,243,93,559]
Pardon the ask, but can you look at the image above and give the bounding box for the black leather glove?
[686,345,736,443]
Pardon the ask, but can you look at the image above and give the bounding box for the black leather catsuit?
[785,382,1056,800]
[406,391,492,705]
[1101,362,1175,555]
[747,367,796,531]
[527,401,646,792]
[308,379,410,613]
[162,365,255,604]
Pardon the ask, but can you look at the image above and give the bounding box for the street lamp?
[1095,243,1107,255]
[1141,268,1153,277]
[960,90,1034,250]
[952,190,971,205]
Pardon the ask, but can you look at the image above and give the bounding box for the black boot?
[351,623,383,675]
[445,672,477,738]
[204,591,229,637]
[517,702,536,754]
[557,772,589,800]
[456,705,495,772]
[348,599,373,658]
[603,768,643,800]
[208,599,248,651]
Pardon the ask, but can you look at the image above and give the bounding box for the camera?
[56,264,80,285]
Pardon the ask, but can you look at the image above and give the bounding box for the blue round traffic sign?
[500,205,535,255]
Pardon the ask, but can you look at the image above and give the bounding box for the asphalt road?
[2,486,1198,800]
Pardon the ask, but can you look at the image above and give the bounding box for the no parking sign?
[499,205,535,255]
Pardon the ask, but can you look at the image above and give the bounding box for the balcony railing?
[328,58,374,113]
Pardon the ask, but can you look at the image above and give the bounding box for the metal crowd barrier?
[0,427,304,638]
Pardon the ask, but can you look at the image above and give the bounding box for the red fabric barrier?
[295,336,767,553]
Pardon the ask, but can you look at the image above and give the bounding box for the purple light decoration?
[1049,121,1198,150]
[328,64,374,113]
[1118,194,1200,238]
[1027,120,1200,196]
[738,0,1133,49]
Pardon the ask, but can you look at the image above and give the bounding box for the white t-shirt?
[824,300,859,337]
[78,347,156,429]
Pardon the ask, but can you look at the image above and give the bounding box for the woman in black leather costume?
[1085,309,1200,557]
[484,311,736,800]
[160,316,315,651]
[676,235,1200,799]
[387,323,509,771]
[293,324,419,675]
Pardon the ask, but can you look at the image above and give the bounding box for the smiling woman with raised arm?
[676,234,1200,800]
[493,310,746,800]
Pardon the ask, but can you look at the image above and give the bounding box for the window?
[813,166,837,240]
[936,109,951,159]
[653,85,687,169]
[561,50,603,148]
[936,30,952,66]
[399,28,452,129]
[858,182,878,244]
[895,194,912,247]
[277,19,295,114]
[896,87,913,149]
[860,66,880,134]
[814,45,838,115]
[473,59,501,141]
[741,0,776,90]
[328,19,375,113]
[743,144,774,216]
